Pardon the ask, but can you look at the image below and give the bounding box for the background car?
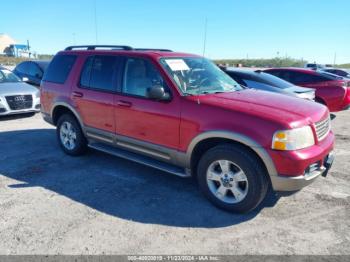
[0,66,40,116]
[223,68,315,100]
[304,63,332,70]
[264,68,350,112]
[322,68,350,78]
[13,60,50,87]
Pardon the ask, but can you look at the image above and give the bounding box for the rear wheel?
[56,114,87,156]
[197,144,269,213]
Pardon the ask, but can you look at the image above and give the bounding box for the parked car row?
[264,68,350,112]
[222,68,316,100]
[218,66,350,112]
[39,45,335,213]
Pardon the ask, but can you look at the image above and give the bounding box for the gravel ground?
[0,112,349,255]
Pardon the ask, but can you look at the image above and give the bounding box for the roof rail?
[134,48,173,52]
[65,45,133,51]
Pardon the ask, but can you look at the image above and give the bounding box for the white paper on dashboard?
[165,59,190,71]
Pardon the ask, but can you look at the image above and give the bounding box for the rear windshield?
[43,55,77,84]
[319,71,343,80]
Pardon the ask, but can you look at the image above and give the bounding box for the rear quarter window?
[43,55,77,84]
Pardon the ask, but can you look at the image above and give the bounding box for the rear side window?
[43,55,77,84]
[79,55,119,92]
[28,63,43,78]
[15,62,29,74]
[291,72,330,84]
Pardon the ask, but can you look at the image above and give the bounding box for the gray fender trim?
[179,131,278,178]
[51,102,85,129]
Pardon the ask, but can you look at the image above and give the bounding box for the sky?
[1,0,349,63]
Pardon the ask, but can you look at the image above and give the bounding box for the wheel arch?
[185,131,278,179]
[51,102,84,129]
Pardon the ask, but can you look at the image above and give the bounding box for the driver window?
[123,58,165,97]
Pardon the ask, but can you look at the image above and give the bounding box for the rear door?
[72,55,121,142]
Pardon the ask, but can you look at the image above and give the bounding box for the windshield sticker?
[165,59,190,71]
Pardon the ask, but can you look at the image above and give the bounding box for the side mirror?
[147,85,170,101]
[22,77,29,82]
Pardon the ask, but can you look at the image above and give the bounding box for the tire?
[197,144,269,213]
[56,114,87,156]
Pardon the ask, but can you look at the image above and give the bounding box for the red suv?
[41,45,335,213]
[264,68,350,112]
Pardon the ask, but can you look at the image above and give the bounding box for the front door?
[114,56,181,155]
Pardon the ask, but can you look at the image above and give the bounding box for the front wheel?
[197,144,269,213]
[56,114,87,156]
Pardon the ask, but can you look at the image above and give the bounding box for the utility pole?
[94,0,98,44]
[202,18,208,56]
[333,52,337,66]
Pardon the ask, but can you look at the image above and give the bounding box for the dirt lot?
[0,112,349,255]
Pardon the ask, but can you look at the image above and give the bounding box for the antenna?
[202,18,208,56]
[93,0,98,44]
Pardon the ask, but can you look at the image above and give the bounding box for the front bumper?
[0,95,40,116]
[271,151,335,191]
[268,132,335,191]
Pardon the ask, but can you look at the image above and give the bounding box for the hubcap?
[206,160,249,204]
[59,121,77,150]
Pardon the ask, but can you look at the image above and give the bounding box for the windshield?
[0,69,21,83]
[160,57,242,95]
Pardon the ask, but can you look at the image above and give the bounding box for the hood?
[0,82,39,96]
[189,89,328,128]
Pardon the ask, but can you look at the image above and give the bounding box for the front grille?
[315,116,331,142]
[5,95,33,110]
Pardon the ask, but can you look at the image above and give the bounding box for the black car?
[223,68,315,100]
[13,60,50,87]
[322,68,350,78]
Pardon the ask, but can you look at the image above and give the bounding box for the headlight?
[272,126,315,150]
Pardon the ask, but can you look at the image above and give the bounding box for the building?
[0,33,32,58]
[0,34,15,55]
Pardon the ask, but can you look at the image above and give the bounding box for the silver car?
[0,67,40,116]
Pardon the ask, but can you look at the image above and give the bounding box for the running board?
[88,143,190,178]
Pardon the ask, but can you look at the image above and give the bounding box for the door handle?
[117,100,132,107]
[72,91,84,98]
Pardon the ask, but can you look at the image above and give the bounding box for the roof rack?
[65,45,133,51]
[134,48,173,52]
